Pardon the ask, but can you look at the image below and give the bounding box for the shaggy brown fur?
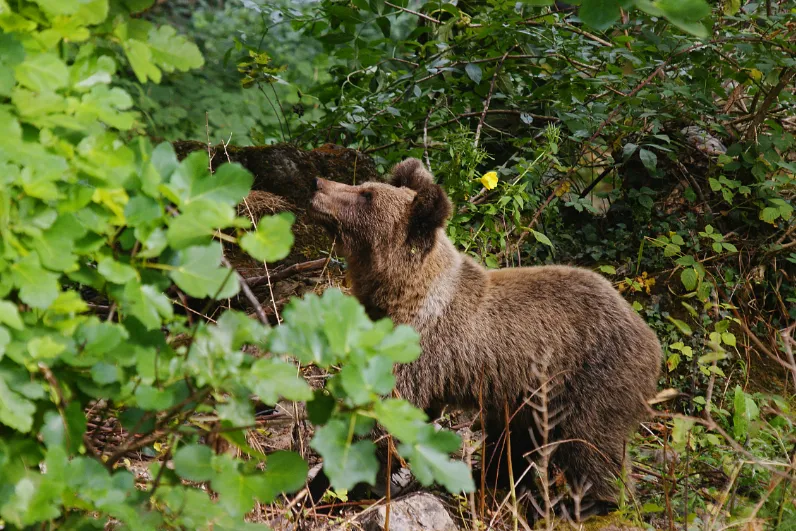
[309,159,662,513]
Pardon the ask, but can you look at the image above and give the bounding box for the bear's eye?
[361,191,373,201]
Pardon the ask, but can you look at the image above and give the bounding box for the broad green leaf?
[135,384,177,410]
[28,335,66,361]
[170,243,240,299]
[147,25,204,73]
[579,0,621,31]
[124,282,173,330]
[599,265,616,275]
[733,386,759,440]
[97,257,138,284]
[11,255,60,309]
[174,444,215,482]
[123,38,161,84]
[0,300,23,330]
[210,455,258,517]
[247,358,313,405]
[465,63,482,84]
[0,32,24,96]
[252,451,308,503]
[190,162,253,206]
[0,373,36,432]
[398,425,474,493]
[639,148,657,172]
[374,399,427,443]
[531,229,553,248]
[760,207,780,224]
[680,268,698,291]
[15,53,68,92]
[375,324,421,363]
[340,355,395,405]
[167,199,237,250]
[311,419,379,491]
[722,332,736,347]
[240,212,295,263]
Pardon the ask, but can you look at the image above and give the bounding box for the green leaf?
[170,243,240,299]
[722,332,736,347]
[398,425,474,493]
[124,282,174,330]
[599,265,616,275]
[667,316,693,336]
[210,454,258,517]
[15,53,68,92]
[680,268,698,291]
[252,451,308,503]
[733,386,759,440]
[374,399,427,443]
[579,0,621,31]
[135,384,177,410]
[0,32,24,96]
[0,372,36,432]
[760,207,780,224]
[639,148,657,172]
[11,255,60,309]
[531,229,553,248]
[174,444,215,482]
[240,212,295,263]
[465,63,482,84]
[97,257,138,284]
[311,419,380,491]
[123,38,161,84]
[376,324,421,363]
[190,162,253,206]
[167,199,237,250]
[246,358,313,405]
[147,25,205,73]
[0,300,23,330]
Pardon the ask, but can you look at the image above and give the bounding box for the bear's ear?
[408,183,452,248]
[390,158,435,190]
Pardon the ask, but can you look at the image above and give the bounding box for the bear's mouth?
[308,197,340,236]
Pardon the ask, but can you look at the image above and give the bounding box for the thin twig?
[474,47,516,149]
[384,1,440,24]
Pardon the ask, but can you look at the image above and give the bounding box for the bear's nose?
[314,177,324,191]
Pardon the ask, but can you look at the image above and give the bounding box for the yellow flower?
[479,171,498,190]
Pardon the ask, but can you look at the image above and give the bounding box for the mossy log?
[171,141,381,268]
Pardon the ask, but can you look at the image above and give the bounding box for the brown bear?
[309,158,661,517]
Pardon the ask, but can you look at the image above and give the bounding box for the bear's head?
[309,158,452,263]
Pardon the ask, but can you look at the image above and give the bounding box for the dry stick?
[423,106,433,171]
[474,47,516,149]
[744,68,795,141]
[504,401,519,531]
[247,258,329,287]
[220,256,269,325]
[220,136,282,324]
[385,435,392,531]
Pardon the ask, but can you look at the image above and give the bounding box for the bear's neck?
[346,232,466,326]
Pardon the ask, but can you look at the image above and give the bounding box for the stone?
[359,493,459,531]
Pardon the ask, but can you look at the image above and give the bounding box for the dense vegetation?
[0,0,794,529]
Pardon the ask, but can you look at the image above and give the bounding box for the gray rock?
[359,493,459,531]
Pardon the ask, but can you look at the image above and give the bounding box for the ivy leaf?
[465,63,482,84]
[240,212,295,263]
[246,358,313,405]
[170,243,240,299]
[252,451,308,503]
[311,419,379,491]
[174,444,215,482]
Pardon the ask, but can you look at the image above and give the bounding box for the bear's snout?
[314,177,324,192]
